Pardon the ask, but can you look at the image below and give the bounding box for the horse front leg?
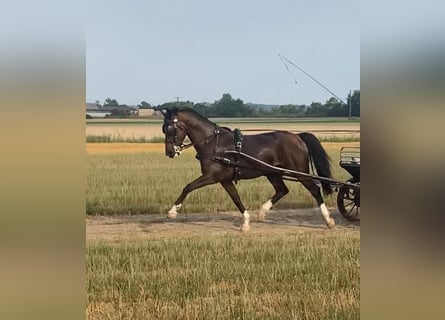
[220,180,250,232]
[167,174,216,219]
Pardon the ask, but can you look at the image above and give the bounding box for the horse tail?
[298,132,333,195]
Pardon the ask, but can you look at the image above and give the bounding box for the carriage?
[337,147,360,221]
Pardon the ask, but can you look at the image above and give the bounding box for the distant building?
[85,102,138,118]
[138,109,155,117]
[86,102,99,110]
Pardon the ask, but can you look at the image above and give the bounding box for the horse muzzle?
[166,145,182,158]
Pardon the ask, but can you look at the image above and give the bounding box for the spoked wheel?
[337,182,360,221]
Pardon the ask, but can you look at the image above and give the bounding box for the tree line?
[94,90,360,118]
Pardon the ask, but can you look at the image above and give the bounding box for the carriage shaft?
[224,150,360,191]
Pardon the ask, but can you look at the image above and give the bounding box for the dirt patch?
[87,209,359,242]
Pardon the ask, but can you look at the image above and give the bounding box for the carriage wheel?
[337,183,360,221]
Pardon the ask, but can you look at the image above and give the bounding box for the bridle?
[162,117,186,154]
[162,116,225,155]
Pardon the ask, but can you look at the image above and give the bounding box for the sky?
[87,0,359,106]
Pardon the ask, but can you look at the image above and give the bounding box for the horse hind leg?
[300,178,335,229]
[259,175,289,220]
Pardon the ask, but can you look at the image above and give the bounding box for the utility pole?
[175,96,181,102]
[348,90,352,120]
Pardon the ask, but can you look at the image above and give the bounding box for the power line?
[278,54,298,85]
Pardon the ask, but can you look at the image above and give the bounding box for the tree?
[305,102,326,117]
[347,90,360,117]
[104,98,119,107]
[278,104,297,114]
[156,100,194,111]
[325,97,347,117]
[138,101,152,109]
[191,102,210,116]
[211,93,253,117]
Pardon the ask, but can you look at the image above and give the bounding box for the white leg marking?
[258,199,273,220]
[240,210,250,231]
[167,203,181,219]
[320,203,335,229]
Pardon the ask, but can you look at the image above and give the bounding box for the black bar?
[224,150,360,190]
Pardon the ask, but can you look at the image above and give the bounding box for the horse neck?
[182,116,216,150]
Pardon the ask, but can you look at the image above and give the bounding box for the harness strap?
[233,129,243,184]
[213,127,220,154]
[179,127,222,152]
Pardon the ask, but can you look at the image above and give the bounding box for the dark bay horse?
[161,108,335,231]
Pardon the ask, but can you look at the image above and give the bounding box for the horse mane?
[169,108,218,127]
[166,107,232,132]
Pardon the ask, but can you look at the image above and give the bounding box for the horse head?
[161,108,188,158]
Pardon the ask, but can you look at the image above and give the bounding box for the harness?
[233,128,243,183]
[163,117,244,182]
[203,128,244,183]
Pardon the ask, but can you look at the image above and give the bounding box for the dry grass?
[86,141,360,319]
[87,233,360,320]
[86,120,360,139]
[86,142,359,215]
[86,143,164,154]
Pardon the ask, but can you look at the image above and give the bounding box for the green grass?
[86,134,164,143]
[318,136,360,143]
[86,144,356,215]
[87,233,360,319]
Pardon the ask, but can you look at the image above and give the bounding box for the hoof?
[167,204,180,219]
[258,200,272,221]
[327,218,336,229]
[167,212,177,219]
[240,224,250,232]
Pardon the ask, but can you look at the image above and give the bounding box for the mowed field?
[86,119,360,320]
[86,117,360,140]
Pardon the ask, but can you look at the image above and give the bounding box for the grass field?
[87,232,360,320]
[86,139,360,319]
[86,142,359,215]
[86,118,360,141]
[86,134,359,143]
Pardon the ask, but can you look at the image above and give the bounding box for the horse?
[160,107,335,231]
